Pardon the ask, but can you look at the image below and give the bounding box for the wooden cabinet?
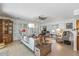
[0,19,13,44]
[77,36,79,50]
[35,44,51,56]
[76,20,79,29]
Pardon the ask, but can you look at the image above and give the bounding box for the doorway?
[76,20,79,50]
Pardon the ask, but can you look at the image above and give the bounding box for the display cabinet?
[0,19,13,44]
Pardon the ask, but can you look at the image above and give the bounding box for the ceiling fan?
[38,15,47,20]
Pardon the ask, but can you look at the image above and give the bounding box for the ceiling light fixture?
[39,15,47,20]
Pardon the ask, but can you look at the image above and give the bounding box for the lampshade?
[28,23,35,28]
[56,28,61,32]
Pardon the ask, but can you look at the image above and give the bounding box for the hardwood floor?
[0,40,79,56]
[48,40,79,56]
[0,41,34,56]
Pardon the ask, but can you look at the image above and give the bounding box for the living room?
[0,3,79,56]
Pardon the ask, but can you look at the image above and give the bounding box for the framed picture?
[66,23,73,29]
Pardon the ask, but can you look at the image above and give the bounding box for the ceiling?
[0,3,79,22]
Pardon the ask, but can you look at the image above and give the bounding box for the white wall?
[13,19,40,40]
[40,19,74,32]
[13,20,27,40]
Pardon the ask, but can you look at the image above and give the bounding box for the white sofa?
[21,36,35,51]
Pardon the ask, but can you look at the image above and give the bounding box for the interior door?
[77,36,79,50]
[76,20,79,50]
[0,20,3,43]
